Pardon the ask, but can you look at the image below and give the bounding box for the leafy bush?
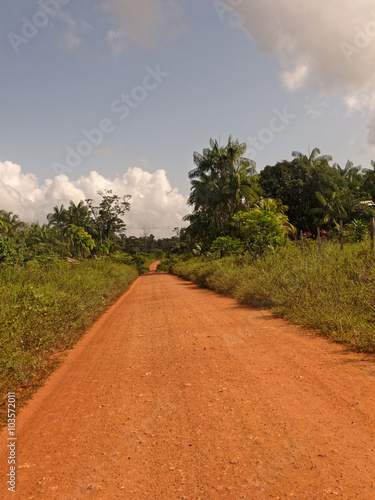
[210,236,243,256]
[233,210,286,256]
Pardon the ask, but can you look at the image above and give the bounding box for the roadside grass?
[171,241,375,352]
[0,259,138,425]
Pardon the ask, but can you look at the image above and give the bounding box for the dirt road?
[2,266,375,499]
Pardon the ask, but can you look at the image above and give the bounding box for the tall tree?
[259,149,343,232]
[363,160,375,201]
[47,204,68,229]
[47,201,93,233]
[186,136,259,245]
[66,200,91,228]
[86,190,131,243]
[0,210,26,236]
[292,147,333,167]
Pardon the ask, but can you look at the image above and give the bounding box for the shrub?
[232,210,286,257]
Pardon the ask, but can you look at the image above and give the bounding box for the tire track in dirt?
[1,267,375,498]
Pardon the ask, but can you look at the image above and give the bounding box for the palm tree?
[48,201,95,236]
[187,136,259,237]
[251,198,296,236]
[183,210,216,249]
[253,197,288,214]
[67,200,90,227]
[188,173,223,230]
[0,210,25,236]
[333,159,360,179]
[292,147,333,167]
[363,160,375,201]
[312,189,347,228]
[333,160,363,191]
[188,139,228,232]
[47,204,68,229]
[224,158,259,214]
[24,223,69,257]
[189,138,223,181]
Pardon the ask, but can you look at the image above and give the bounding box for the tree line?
[180,137,375,255]
[3,139,375,263]
[0,190,178,265]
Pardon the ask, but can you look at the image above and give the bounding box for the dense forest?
[0,189,179,266]
[2,137,375,264]
[180,136,375,255]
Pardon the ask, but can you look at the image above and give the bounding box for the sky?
[1,0,375,237]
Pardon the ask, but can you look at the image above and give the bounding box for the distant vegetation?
[175,137,375,256]
[0,189,179,266]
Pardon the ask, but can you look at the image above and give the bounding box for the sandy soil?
[1,265,375,499]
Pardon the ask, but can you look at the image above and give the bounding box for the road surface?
[1,266,375,498]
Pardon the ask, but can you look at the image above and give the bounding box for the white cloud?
[280,64,309,92]
[235,2,375,98]
[0,161,188,237]
[103,0,185,54]
[234,1,375,146]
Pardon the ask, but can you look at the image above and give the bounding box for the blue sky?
[1,0,375,236]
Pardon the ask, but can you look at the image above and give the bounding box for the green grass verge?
[171,241,375,352]
[0,259,138,424]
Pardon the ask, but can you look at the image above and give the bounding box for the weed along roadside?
[170,240,375,353]
[0,259,140,427]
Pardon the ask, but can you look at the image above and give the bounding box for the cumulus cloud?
[233,1,375,147]
[234,2,375,99]
[0,161,188,237]
[103,0,185,54]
